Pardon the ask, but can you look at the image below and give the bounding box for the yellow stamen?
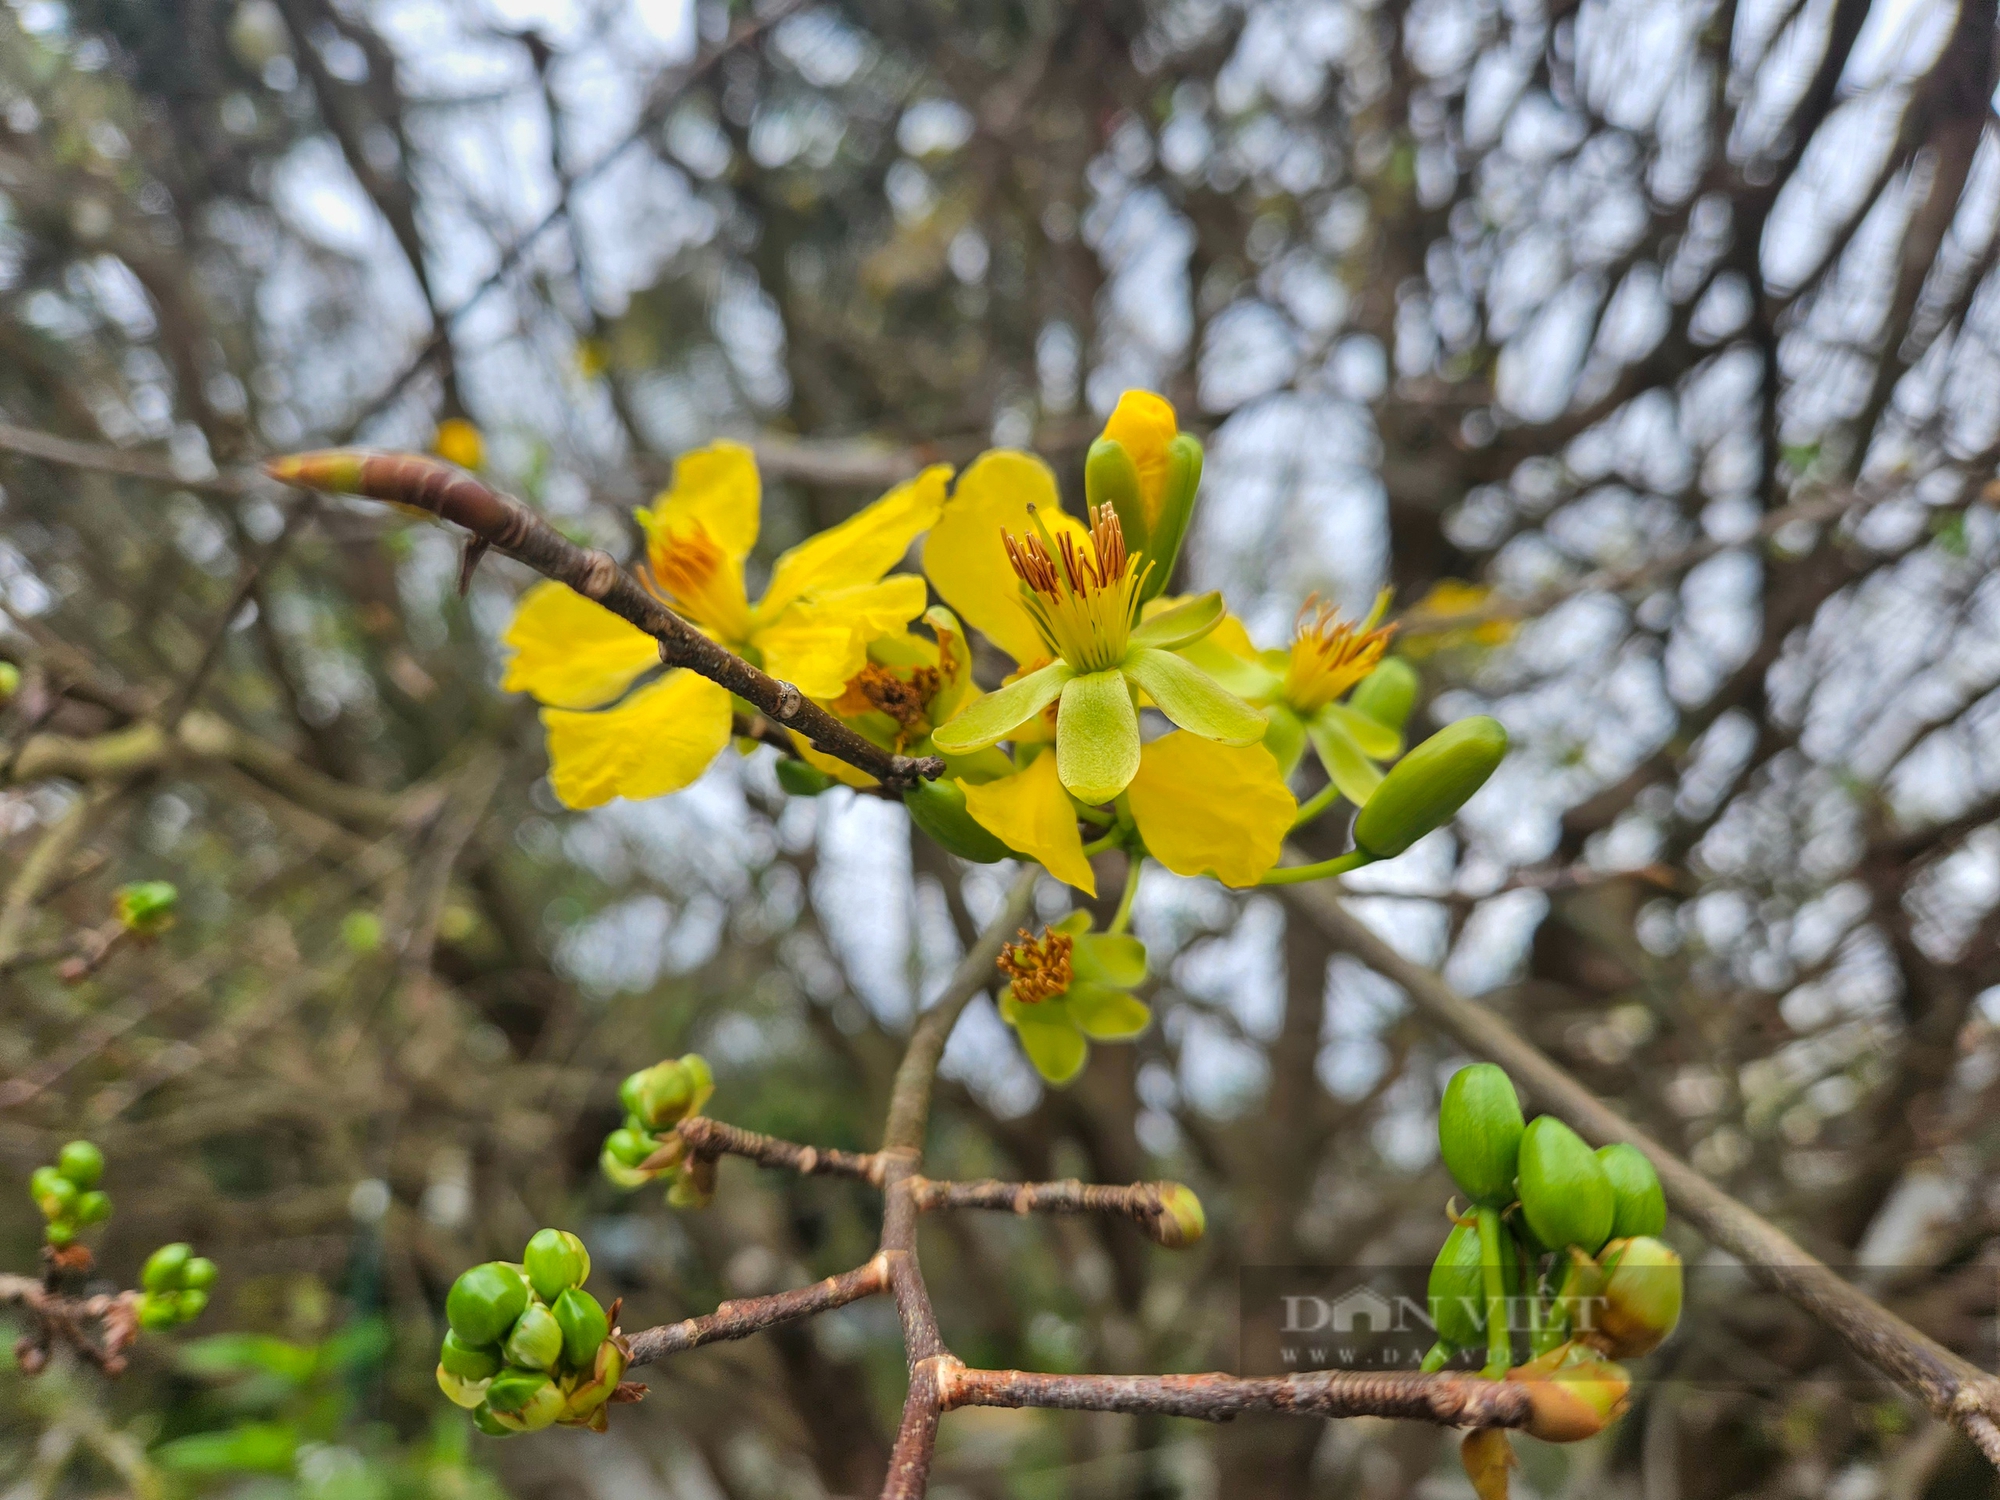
[1284,592,1396,712]
[998,926,1075,1005]
[1001,505,1151,673]
[648,523,753,643]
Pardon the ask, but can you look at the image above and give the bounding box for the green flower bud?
[57,1140,106,1189]
[471,1403,516,1438]
[562,1335,628,1425]
[1506,1340,1631,1442]
[1352,716,1508,859]
[1592,1237,1683,1358]
[621,1061,692,1130]
[903,777,1011,863]
[523,1228,588,1303]
[1350,657,1420,732]
[600,1146,659,1190]
[1143,435,1203,604]
[503,1302,564,1371]
[774,758,836,796]
[439,1330,503,1381]
[0,660,18,703]
[1595,1144,1667,1240]
[44,1220,75,1247]
[553,1287,610,1369]
[1438,1063,1525,1206]
[436,1364,491,1410]
[1518,1117,1615,1254]
[31,1166,77,1220]
[446,1262,529,1349]
[679,1054,714,1114]
[603,1129,653,1169]
[136,1293,179,1332]
[1084,438,1144,536]
[182,1256,218,1290]
[75,1190,111,1226]
[483,1367,553,1416]
[177,1289,209,1322]
[142,1242,192,1292]
[1151,1183,1206,1249]
[113,881,179,936]
[1427,1218,1522,1350]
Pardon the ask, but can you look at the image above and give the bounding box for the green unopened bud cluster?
[30,1141,111,1247]
[598,1054,715,1208]
[113,881,179,936]
[1422,1063,1682,1435]
[439,1229,625,1435]
[137,1242,218,1329]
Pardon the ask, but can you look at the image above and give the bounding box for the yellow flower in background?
[433,418,484,471]
[1399,579,1519,657]
[503,441,950,808]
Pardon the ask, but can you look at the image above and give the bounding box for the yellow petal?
[755,575,930,698]
[961,752,1096,895]
[1100,390,1179,520]
[541,671,732,809]
[922,450,1084,667]
[636,441,760,565]
[1127,733,1296,888]
[759,465,950,617]
[792,733,880,789]
[501,581,659,710]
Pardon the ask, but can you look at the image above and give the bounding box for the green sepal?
[1130,591,1225,651]
[1137,434,1203,604]
[1306,712,1386,808]
[1056,670,1141,805]
[439,1330,503,1381]
[1065,982,1151,1040]
[931,660,1073,754]
[774,758,835,796]
[1319,700,1401,759]
[446,1262,529,1349]
[503,1302,564,1371]
[1085,438,1146,550]
[1071,932,1147,988]
[1262,703,1308,777]
[553,1287,610,1369]
[1596,1143,1667,1239]
[1517,1116,1615,1254]
[437,1364,491,1410]
[1006,1001,1088,1085]
[1350,657,1419,731]
[1122,649,1265,745]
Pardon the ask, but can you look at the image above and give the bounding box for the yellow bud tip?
[263,451,367,494]
[1152,1183,1206,1248]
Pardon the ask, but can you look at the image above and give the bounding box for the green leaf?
[1307,714,1385,807]
[1065,982,1152,1040]
[153,1423,299,1476]
[1130,591,1225,651]
[177,1334,318,1385]
[1055,670,1141,804]
[1122,649,1266,745]
[1318,701,1402,759]
[1009,1007,1088,1084]
[1073,932,1147,987]
[930,660,1073,753]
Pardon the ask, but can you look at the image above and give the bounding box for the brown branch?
[624,1257,892,1366]
[263,454,941,791]
[0,1274,142,1376]
[0,421,254,499]
[905,1176,1204,1248]
[1282,883,2000,1464]
[676,1115,886,1183]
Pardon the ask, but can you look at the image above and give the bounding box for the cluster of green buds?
[597,1054,715,1207]
[112,880,179,937]
[30,1141,111,1247]
[136,1242,219,1330]
[438,1229,626,1435]
[1425,1064,1683,1444]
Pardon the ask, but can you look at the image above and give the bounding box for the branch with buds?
[1,1271,142,1376]
[261,453,944,792]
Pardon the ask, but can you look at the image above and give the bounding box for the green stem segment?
[1477,1205,1511,1380]
[1109,854,1144,935]
[1081,831,1122,857]
[1259,848,1375,886]
[1290,780,1345,830]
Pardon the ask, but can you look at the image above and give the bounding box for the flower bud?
[446,1262,529,1349]
[113,881,179,936]
[0,661,18,703]
[136,1292,179,1332]
[1438,1063,1524,1206]
[603,1129,653,1169]
[1591,1236,1683,1358]
[524,1228,589,1303]
[1350,658,1420,733]
[680,1053,714,1113]
[45,1220,75,1247]
[600,1145,659,1189]
[75,1191,112,1226]
[621,1061,694,1131]
[1506,1341,1631,1442]
[553,1287,610,1369]
[1595,1144,1666,1240]
[1517,1117,1615,1255]
[903,776,1012,863]
[775,758,835,797]
[436,1364,491,1410]
[471,1403,516,1438]
[503,1302,564,1372]
[1150,1183,1206,1248]
[142,1242,192,1292]
[1427,1219,1520,1348]
[440,1330,503,1382]
[57,1140,105,1189]
[1352,716,1508,859]
[177,1289,209,1322]
[182,1256,218,1290]
[561,1336,628,1424]
[31,1166,77,1221]
[484,1368,558,1424]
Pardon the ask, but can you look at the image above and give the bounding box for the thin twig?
[905,1176,1203,1248]
[624,1256,892,1365]
[676,1115,885,1183]
[941,1364,1533,1426]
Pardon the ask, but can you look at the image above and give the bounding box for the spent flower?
[995,912,1150,1084]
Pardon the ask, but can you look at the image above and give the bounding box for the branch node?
[772,683,802,720]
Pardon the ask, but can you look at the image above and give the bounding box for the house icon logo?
[1326,1286,1396,1333]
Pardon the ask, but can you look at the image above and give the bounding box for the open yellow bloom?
[916,442,1295,895]
[503,442,949,808]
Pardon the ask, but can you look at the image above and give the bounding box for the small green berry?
[142,1242,191,1292]
[57,1141,105,1189]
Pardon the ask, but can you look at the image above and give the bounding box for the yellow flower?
[433,418,484,471]
[911,437,1295,894]
[1399,579,1519,657]
[503,442,950,808]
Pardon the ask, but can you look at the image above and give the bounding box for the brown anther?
[997,926,1075,1005]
